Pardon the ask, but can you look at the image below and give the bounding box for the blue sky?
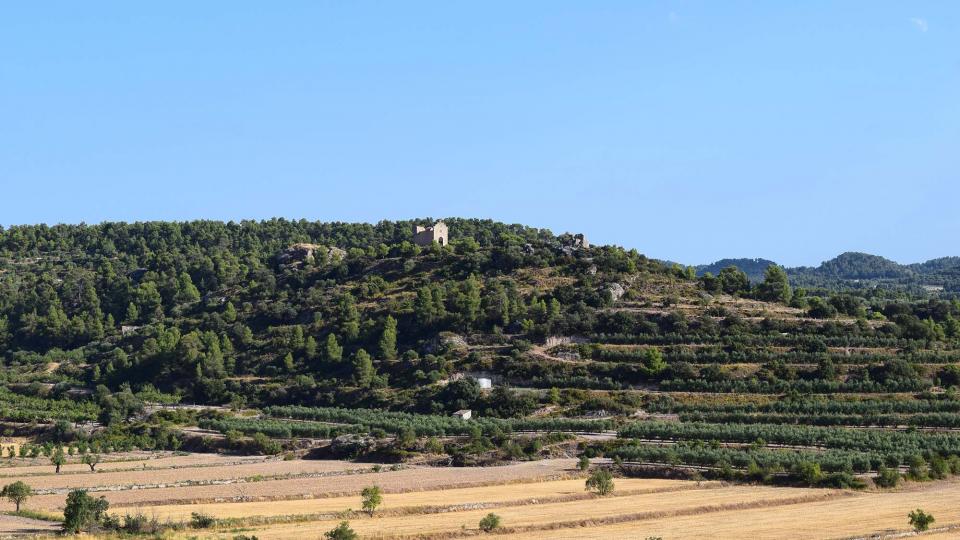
[1,2,957,266]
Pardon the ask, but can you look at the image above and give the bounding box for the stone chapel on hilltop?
[412,221,448,247]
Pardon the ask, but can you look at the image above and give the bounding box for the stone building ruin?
[412,221,448,247]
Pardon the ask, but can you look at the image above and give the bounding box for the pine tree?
[757,265,792,304]
[305,335,318,360]
[379,316,398,360]
[175,272,201,304]
[339,294,360,341]
[223,301,237,323]
[124,303,139,324]
[291,325,306,350]
[352,349,374,387]
[414,286,435,326]
[325,334,343,363]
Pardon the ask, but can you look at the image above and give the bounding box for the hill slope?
[2,218,960,493]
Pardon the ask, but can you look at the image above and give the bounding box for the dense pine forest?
[2,218,960,488]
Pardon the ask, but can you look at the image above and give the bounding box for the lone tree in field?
[909,509,935,532]
[361,485,382,516]
[51,448,66,474]
[82,454,100,472]
[586,469,614,496]
[479,513,502,532]
[324,521,358,540]
[1,481,32,512]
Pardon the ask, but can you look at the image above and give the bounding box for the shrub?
[120,513,162,534]
[190,512,217,529]
[908,508,935,532]
[906,455,928,481]
[62,489,109,533]
[585,469,614,496]
[793,461,823,486]
[479,512,502,532]
[874,465,900,488]
[324,521,358,540]
[251,433,282,455]
[578,455,590,471]
[929,454,949,479]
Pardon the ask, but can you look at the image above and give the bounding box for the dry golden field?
[1,452,960,539]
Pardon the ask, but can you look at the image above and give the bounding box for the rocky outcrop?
[607,282,626,302]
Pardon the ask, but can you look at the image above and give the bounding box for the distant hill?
[695,252,960,294]
[799,252,912,280]
[696,258,779,282]
[910,257,960,274]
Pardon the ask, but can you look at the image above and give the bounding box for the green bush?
[62,490,109,533]
[908,508,935,532]
[190,512,217,529]
[874,465,900,488]
[479,512,501,532]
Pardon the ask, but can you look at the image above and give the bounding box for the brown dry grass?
[126,478,696,522]
[7,456,960,540]
[502,479,960,539]
[0,457,374,491]
[0,452,268,477]
[226,484,834,539]
[8,459,577,512]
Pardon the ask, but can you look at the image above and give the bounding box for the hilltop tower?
[412,221,448,247]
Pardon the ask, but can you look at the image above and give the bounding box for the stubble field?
[1,451,958,539]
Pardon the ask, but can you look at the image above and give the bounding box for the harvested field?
[0,457,378,492]
[3,458,577,512]
[230,484,839,539]
[131,478,701,521]
[7,451,960,540]
[0,451,268,477]
[489,479,960,540]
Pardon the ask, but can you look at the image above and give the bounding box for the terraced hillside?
[0,219,959,536]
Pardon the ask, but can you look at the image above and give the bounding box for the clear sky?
[1,2,957,266]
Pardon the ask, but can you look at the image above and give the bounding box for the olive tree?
[82,454,100,472]
[585,469,614,496]
[1,481,32,512]
[51,449,66,474]
[361,485,382,516]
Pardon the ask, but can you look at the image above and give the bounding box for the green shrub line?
[618,420,960,455]
[265,406,616,436]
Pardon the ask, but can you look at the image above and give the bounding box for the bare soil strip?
[0,514,60,536]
